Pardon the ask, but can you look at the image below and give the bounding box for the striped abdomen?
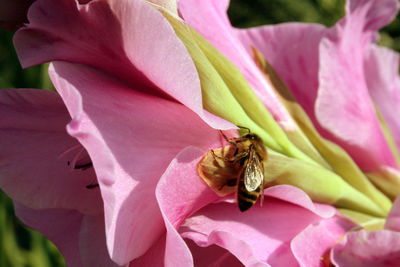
[237,170,261,212]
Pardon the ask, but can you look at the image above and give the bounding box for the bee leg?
[218,178,237,190]
[211,149,248,164]
[259,176,265,207]
[211,149,227,161]
[219,130,239,147]
[259,162,265,207]
[232,151,249,164]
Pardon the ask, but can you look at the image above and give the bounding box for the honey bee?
[198,127,268,212]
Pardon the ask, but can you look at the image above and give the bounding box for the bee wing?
[244,148,264,192]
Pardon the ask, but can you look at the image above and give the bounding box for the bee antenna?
[237,125,250,134]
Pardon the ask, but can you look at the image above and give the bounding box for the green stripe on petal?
[190,29,323,165]
[289,97,391,214]
[162,11,280,151]
[263,59,392,214]
[164,11,322,166]
[250,51,391,215]
[167,17,281,151]
[376,107,400,168]
[338,209,385,231]
[162,10,391,217]
[253,51,331,168]
[266,151,386,217]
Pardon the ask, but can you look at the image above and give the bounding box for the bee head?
[243,133,260,141]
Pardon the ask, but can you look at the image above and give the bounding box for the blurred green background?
[0,0,399,266]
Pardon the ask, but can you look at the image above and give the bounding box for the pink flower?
[1,0,400,266]
[1,0,231,265]
[177,0,400,265]
[332,198,400,266]
[179,0,400,197]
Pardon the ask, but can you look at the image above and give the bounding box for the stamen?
[59,144,93,171]
[74,162,93,170]
[60,145,97,190]
[58,144,82,159]
[86,182,99,189]
[69,147,84,170]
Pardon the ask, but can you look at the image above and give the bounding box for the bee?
[198,127,268,212]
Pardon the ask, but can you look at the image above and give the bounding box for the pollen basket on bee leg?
[197,145,239,197]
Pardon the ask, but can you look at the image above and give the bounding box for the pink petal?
[365,46,400,152]
[14,202,84,267]
[132,147,222,266]
[385,197,400,232]
[148,0,177,14]
[332,230,400,267]
[236,0,400,172]
[156,147,220,228]
[15,203,117,267]
[14,0,231,130]
[346,0,399,31]
[315,0,399,171]
[236,23,326,123]
[291,216,355,267]
[180,185,335,266]
[263,185,335,218]
[178,0,295,129]
[186,239,243,267]
[0,89,102,213]
[185,230,271,267]
[79,214,120,267]
[49,61,225,264]
[155,147,222,266]
[129,235,167,266]
[132,234,244,267]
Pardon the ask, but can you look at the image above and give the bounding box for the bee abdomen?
[237,184,260,212]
